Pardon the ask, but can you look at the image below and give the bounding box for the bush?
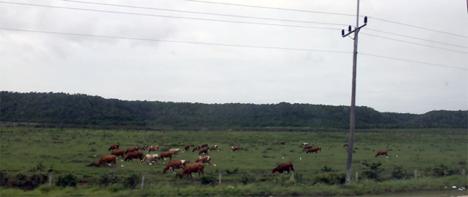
[123,174,139,189]
[313,173,346,185]
[361,161,384,181]
[200,175,217,185]
[391,166,409,179]
[0,171,8,186]
[56,174,77,187]
[99,174,119,186]
[431,164,456,177]
[240,174,255,185]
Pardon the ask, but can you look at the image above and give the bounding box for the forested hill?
[0,91,467,130]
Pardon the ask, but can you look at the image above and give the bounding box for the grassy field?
[0,127,467,196]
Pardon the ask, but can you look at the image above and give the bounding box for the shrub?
[99,174,119,186]
[431,164,456,177]
[240,173,255,185]
[0,171,8,186]
[391,166,409,179]
[320,166,335,173]
[361,161,384,181]
[56,174,77,187]
[313,173,346,185]
[123,174,139,189]
[200,175,217,185]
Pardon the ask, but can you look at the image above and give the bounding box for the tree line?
[0,91,466,130]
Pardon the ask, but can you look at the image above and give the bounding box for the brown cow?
[231,146,241,152]
[375,149,391,157]
[195,155,212,165]
[305,146,321,154]
[198,147,209,155]
[145,145,160,152]
[124,151,144,161]
[108,144,119,151]
[272,162,295,174]
[125,146,140,154]
[111,149,125,158]
[159,151,175,160]
[163,160,189,173]
[181,162,204,177]
[88,155,117,167]
[143,154,160,164]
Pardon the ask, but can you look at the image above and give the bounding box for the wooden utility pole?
[341,0,367,185]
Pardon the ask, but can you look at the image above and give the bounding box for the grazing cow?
[145,145,160,152]
[184,144,194,151]
[375,149,391,157]
[195,156,212,165]
[231,146,241,152]
[88,155,117,167]
[181,162,204,177]
[143,154,160,164]
[108,144,119,151]
[305,146,321,154]
[272,162,295,174]
[124,151,144,161]
[125,146,140,154]
[163,160,188,173]
[210,145,219,151]
[111,149,125,158]
[159,151,175,160]
[198,147,209,155]
[303,144,314,151]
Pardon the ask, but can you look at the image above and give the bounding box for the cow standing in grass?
[375,149,391,157]
[111,149,125,158]
[88,155,117,167]
[163,160,188,173]
[272,162,295,174]
[180,162,204,178]
[124,151,144,161]
[304,146,321,154]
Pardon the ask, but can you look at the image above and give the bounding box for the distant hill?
[0,91,467,130]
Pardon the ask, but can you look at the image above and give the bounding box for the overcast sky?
[1,0,467,114]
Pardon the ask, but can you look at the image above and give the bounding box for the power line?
[362,32,468,54]
[0,1,340,31]
[62,0,346,26]
[186,0,355,17]
[368,16,468,39]
[187,0,468,39]
[1,26,465,71]
[366,28,468,49]
[0,27,350,54]
[361,52,468,71]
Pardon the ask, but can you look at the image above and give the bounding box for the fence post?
[141,175,145,190]
[218,172,222,184]
[47,172,53,186]
[462,169,466,176]
[355,171,359,182]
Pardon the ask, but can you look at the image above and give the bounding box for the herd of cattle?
[88,142,392,178]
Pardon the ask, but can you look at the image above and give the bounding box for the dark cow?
[163,160,189,173]
[231,146,241,152]
[124,151,144,161]
[272,162,295,174]
[198,147,209,155]
[375,149,391,157]
[108,144,119,151]
[125,146,140,154]
[305,146,321,154]
[159,151,175,160]
[111,149,125,158]
[181,162,204,177]
[88,155,117,167]
[184,144,194,151]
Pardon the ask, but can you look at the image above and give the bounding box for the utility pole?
[341,0,367,185]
